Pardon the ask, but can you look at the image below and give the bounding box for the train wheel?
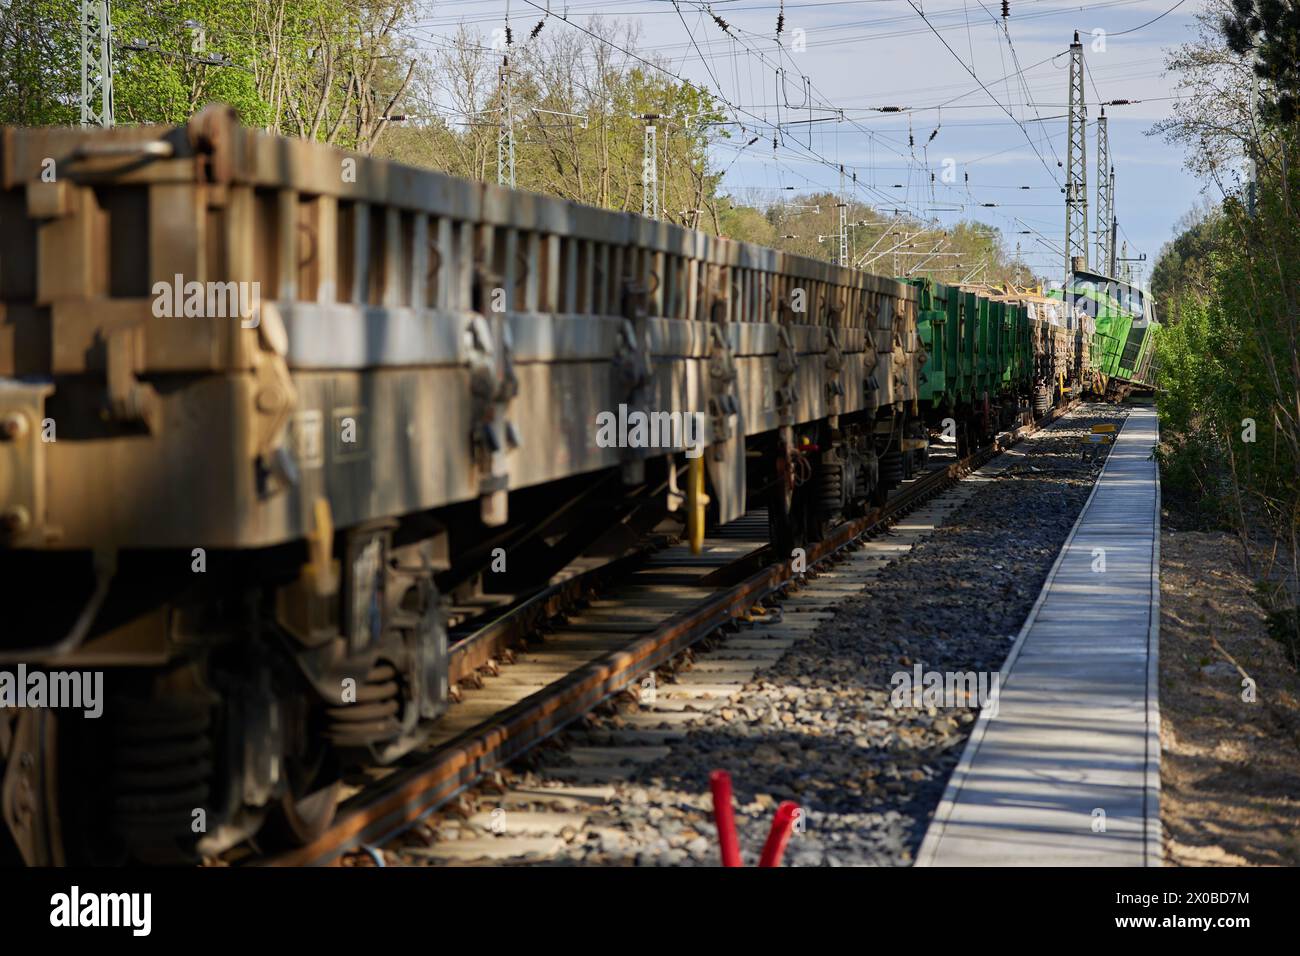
[2,710,65,865]
[911,441,928,473]
[263,710,341,848]
[869,478,889,508]
[767,449,800,560]
[269,779,340,846]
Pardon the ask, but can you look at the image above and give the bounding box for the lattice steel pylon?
[642,122,658,219]
[836,166,848,267]
[1064,31,1087,279]
[837,202,847,266]
[1095,108,1114,276]
[1104,166,1116,276]
[497,58,515,188]
[80,0,115,128]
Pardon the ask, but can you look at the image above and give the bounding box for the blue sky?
[419,0,1216,283]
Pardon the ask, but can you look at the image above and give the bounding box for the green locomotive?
[1049,268,1160,394]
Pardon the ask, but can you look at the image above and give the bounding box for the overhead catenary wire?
[513,0,943,219]
[902,0,1063,186]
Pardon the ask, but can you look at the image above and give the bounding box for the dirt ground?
[1159,522,1300,866]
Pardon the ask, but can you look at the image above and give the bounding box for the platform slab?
[917,406,1161,867]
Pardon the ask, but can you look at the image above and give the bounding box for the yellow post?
[306,497,338,595]
[687,454,706,554]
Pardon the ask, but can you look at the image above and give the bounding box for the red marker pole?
[758,802,800,868]
[709,770,742,867]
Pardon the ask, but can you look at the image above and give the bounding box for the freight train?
[0,108,1140,865]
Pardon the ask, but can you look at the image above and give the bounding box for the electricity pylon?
[1095,108,1114,276]
[81,0,115,128]
[1064,31,1088,278]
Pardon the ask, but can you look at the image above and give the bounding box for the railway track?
[250,401,1079,867]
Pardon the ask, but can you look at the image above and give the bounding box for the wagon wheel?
[263,735,341,847]
[274,779,341,846]
[767,443,812,559]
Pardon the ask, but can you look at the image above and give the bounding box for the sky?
[414,0,1217,284]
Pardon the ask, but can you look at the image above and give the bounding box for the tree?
[0,0,81,126]
[0,0,417,153]
[1148,203,1223,323]
[1152,0,1300,553]
[373,18,726,225]
[1223,0,1300,122]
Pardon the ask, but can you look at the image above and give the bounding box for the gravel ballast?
[391,403,1132,866]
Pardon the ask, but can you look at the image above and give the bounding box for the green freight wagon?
[912,278,1036,451]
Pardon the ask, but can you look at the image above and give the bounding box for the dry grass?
[1159,525,1300,865]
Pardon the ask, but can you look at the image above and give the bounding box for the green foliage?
[1155,147,1300,529]
[1151,272,1238,519]
[717,203,777,247]
[0,0,413,149]
[110,0,264,125]
[375,22,725,226]
[0,0,81,126]
[1149,205,1223,323]
[1153,2,1300,536]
